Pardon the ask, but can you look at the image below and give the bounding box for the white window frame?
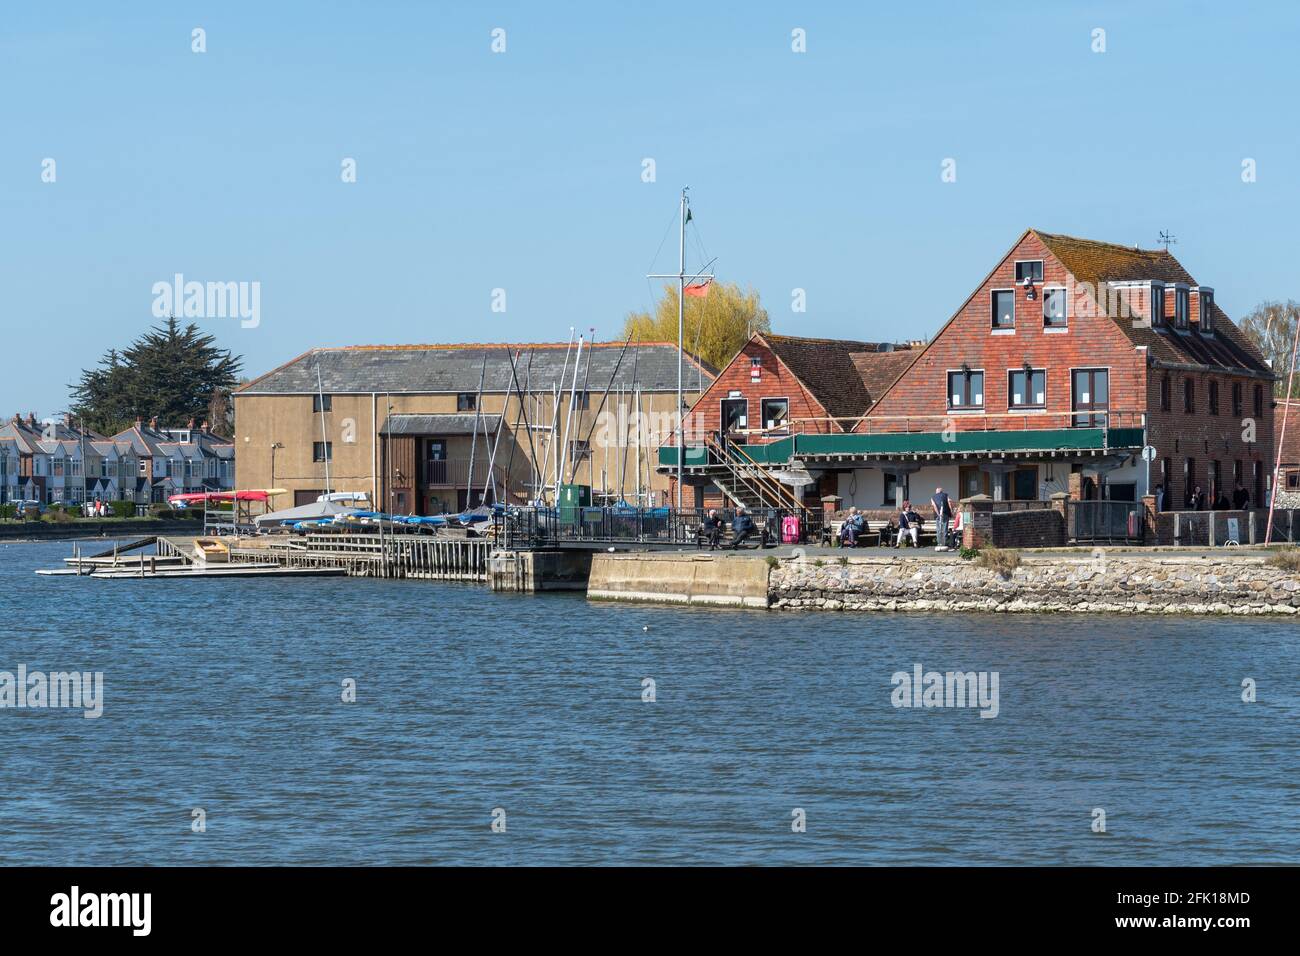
[759,396,791,433]
[990,288,1016,333]
[1042,284,1069,332]
[1196,287,1215,334]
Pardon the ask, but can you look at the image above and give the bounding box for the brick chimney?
[149,416,158,430]
[26,413,36,427]
[187,418,195,429]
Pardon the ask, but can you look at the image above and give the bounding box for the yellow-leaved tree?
[623,282,769,371]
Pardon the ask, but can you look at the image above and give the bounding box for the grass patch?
[764,555,780,569]
[974,546,1021,578]
[1266,548,1300,571]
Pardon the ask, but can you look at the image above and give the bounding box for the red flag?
[683,280,711,298]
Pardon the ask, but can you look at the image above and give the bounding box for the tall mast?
[676,189,686,510]
[315,359,331,493]
[646,188,711,511]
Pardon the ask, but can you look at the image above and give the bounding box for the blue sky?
[2,1,1297,416]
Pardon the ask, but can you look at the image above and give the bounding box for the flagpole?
[647,188,712,513]
[677,188,686,511]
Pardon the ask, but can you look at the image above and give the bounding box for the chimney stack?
[149,416,158,430]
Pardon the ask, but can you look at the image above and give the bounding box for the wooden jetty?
[226,533,490,581]
[37,531,491,582]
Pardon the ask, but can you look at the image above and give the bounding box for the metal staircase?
[704,435,808,514]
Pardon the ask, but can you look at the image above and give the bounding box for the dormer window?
[1150,284,1166,328]
[1199,290,1215,333]
[1174,288,1190,330]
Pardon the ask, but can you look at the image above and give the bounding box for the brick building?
[664,229,1276,515]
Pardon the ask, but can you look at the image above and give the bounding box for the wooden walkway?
[228,533,490,581]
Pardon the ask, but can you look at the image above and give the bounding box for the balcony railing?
[420,457,508,487]
[723,409,1147,441]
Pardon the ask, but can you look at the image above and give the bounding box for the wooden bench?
[693,522,772,550]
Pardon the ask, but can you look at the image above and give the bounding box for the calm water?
[1,538,1296,865]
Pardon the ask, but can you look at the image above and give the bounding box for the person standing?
[931,487,952,551]
[1232,481,1250,511]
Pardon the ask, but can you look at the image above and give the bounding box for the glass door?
[1071,369,1109,428]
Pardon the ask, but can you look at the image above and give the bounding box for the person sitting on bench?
[894,501,921,548]
[702,509,724,550]
[840,507,865,547]
[731,506,756,549]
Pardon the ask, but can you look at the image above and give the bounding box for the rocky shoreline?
[770,554,1300,615]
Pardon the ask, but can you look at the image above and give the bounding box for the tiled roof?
[1277,399,1300,466]
[380,413,503,436]
[1034,230,1272,376]
[760,333,891,422]
[851,349,922,409]
[237,342,716,396]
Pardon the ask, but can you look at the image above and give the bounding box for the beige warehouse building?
[234,342,715,513]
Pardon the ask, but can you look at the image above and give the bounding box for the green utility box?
[558,483,592,525]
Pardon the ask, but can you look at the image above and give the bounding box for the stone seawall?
[771,555,1300,615]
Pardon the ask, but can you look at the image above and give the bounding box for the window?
[1199,291,1214,332]
[312,441,332,463]
[1174,288,1190,330]
[569,439,591,463]
[1208,380,1219,415]
[1015,260,1044,284]
[1151,285,1166,328]
[1008,368,1046,409]
[991,290,1015,330]
[1160,374,1171,412]
[760,398,790,431]
[457,393,477,412]
[1072,368,1109,427]
[1185,458,1197,505]
[948,369,985,410]
[1232,382,1243,417]
[1183,378,1195,414]
[1043,288,1068,328]
[1254,384,1264,417]
[883,472,898,506]
[312,394,332,412]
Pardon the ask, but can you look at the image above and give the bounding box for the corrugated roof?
[380,413,503,436]
[236,342,716,395]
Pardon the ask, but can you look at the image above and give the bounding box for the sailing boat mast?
[646,187,713,510]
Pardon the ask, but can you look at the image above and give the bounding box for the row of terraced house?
[0,414,235,506]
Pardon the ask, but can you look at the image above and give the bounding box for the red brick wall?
[861,233,1147,432]
[681,337,836,442]
[1146,369,1274,509]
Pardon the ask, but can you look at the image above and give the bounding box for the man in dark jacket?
[730,507,756,549]
[1233,481,1250,510]
[931,487,953,551]
[702,509,723,550]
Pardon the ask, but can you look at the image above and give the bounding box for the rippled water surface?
[1,538,1296,865]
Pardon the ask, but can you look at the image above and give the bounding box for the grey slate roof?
[380,413,503,436]
[237,343,716,396]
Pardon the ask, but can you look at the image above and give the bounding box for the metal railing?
[722,409,1146,441]
[492,506,821,550]
[421,458,508,487]
[1069,500,1145,544]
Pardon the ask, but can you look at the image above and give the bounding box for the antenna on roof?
[1158,230,1177,251]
